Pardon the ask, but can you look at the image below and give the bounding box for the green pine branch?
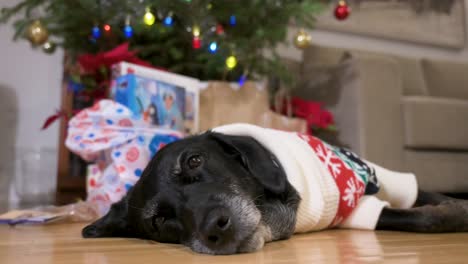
[1,0,327,82]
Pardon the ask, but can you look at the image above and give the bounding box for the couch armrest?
[334,55,405,171]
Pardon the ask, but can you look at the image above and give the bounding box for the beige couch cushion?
[296,52,354,107]
[422,58,468,99]
[404,150,468,193]
[393,56,428,96]
[403,96,468,150]
[304,45,429,97]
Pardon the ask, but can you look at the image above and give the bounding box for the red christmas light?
[104,24,111,31]
[216,24,224,35]
[192,37,202,49]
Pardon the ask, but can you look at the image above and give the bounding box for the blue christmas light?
[163,16,174,26]
[238,74,247,86]
[124,25,133,38]
[229,15,236,26]
[208,42,218,53]
[92,25,101,39]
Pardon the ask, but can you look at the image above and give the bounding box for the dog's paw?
[436,200,468,232]
[82,224,102,238]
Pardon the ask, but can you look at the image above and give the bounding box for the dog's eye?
[187,155,203,169]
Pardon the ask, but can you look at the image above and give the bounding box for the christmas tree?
[1,0,324,82]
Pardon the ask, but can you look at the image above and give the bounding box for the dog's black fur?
[83,132,468,254]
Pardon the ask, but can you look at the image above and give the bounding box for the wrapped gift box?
[111,62,201,134]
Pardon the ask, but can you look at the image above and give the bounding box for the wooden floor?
[0,223,467,264]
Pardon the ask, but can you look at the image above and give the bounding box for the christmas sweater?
[213,124,418,232]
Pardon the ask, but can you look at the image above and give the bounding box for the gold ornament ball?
[42,41,57,54]
[293,29,311,49]
[26,20,49,45]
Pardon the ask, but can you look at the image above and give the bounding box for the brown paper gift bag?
[255,111,307,134]
[199,81,307,133]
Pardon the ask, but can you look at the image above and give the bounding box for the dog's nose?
[200,208,234,248]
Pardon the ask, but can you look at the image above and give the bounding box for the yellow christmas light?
[143,8,156,26]
[226,55,237,69]
[193,25,201,37]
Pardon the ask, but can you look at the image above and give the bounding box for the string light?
[143,8,156,26]
[163,14,174,26]
[226,55,237,69]
[229,15,236,26]
[208,42,217,53]
[238,74,247,86]
[216,24,224,35]
[192,37,201,49]
[124,16,133,38]
[92,25,101,39]
[192,25,201,37]
[86,11,246,58]
[124,25,133,38]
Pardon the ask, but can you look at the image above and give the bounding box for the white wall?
[280,0,468,62]
[0,0,63,207]
[0,14,63,149]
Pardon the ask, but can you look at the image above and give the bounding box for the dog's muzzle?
[197,206,235,249]
[182,183,260,254]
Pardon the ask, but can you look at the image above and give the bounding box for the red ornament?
[334,1,350,20]
[192,37,202,49]
[216,24,224,35]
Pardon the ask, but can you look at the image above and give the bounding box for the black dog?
[82,131,468,255]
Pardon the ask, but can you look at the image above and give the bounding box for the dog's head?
[82,132,300,254]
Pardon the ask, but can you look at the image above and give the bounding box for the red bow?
[78,42,155,73]
[41,109,82,130]
[42,43,162,131]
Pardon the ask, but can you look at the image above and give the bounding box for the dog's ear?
[82,195,131,238]
[210,133,287,194]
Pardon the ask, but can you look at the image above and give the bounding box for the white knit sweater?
[213,124,418,232]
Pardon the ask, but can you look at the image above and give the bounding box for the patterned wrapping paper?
[66,100,183,215]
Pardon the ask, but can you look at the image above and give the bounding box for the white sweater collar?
[212,123,340,232]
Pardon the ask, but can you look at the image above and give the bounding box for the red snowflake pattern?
[297,133,366,227]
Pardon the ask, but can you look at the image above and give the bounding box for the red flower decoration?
[318,110,334,129]
[273,96,336,135]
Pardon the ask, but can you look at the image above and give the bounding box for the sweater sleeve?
[338,195,389,230]
[366,161,418,209]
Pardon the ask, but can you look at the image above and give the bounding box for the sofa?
[288,45,468,193]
